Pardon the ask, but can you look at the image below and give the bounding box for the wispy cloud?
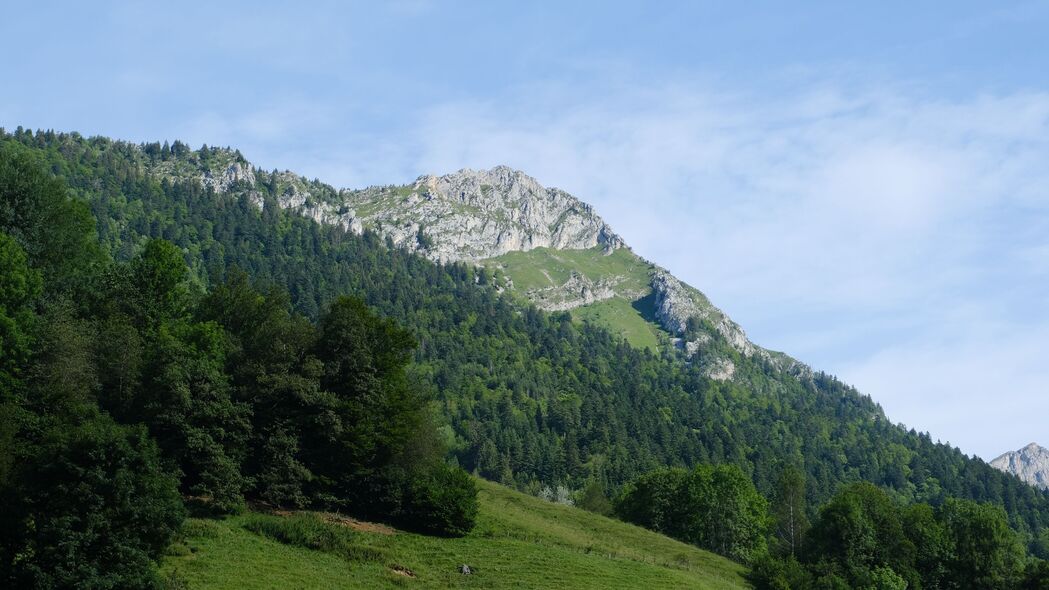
[375,80,1049,459]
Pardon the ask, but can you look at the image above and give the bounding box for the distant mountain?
[992,443,1049,489]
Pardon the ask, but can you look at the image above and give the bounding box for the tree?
[902,503,950,590]
[0,415,184,589]
[576,479,613,516]
[803,482,915,586]
[939,498,1025,589]
[0,141,101,293]
[0,232,40,384]
[773,465,809,557]
[616,464,769,563]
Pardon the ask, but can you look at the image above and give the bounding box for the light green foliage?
[772,466,809,557]
[939,498,1025,589]
[753,484,1030,590]
[161,478,749,589]
[616,464,770,563]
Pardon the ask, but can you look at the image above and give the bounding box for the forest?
[4,128,1049,587]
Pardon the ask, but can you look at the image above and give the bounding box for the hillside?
[6,128,1049,546]
[161,479,748,589]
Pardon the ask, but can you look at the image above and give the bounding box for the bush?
[400,464,479,537]
[615,464,768,563]
[0,416,185,589]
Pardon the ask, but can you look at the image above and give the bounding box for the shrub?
[0,416,184,589]
[400,464,479,537]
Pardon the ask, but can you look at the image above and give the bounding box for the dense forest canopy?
[4,128,1049,585]
[0,138,475,587]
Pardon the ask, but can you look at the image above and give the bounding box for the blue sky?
[4,1,1049,460]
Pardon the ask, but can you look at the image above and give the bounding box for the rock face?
[990,443,1049,489]
[338,166,625,263]
[526,272,623,312]
[651,268,754,355]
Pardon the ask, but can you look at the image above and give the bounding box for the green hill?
[162,479,748,589]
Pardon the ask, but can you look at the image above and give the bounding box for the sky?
[4,1,1048,460]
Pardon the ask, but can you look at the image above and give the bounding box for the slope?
[161,479,748,589]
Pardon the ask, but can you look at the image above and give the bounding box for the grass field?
[572,297,667,351]
[161,479,749,589]
[485,247,652,293]
[484,247,674,351]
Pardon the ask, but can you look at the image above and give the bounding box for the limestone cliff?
[337,166,625,263]
[991,443,1049,489]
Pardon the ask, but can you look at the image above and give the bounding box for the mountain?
[992,443,1049,490]
[7,128,1049,543]
[206,157,802,380]
[141,146,803,377]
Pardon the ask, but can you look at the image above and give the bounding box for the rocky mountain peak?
[337,165,625,263]
[990,443,1049,490]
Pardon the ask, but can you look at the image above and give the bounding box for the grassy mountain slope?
[162,479,747,589]
[482,246,668,350]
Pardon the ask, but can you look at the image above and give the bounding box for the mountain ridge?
[148,147,803,379]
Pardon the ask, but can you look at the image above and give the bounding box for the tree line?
[615,464,1049,589]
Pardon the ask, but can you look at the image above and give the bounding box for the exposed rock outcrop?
[202,160,255,194]
[526,272,624,312]
[990,443,1049,489]
[336,166,625,263]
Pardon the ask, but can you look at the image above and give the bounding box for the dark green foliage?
[6,128,1049,569]
[576,479,614,516]
[1,136,479,587]
[616,464,769,563]
[803,482,914,586]
[1022,560,1049,590]
[399,462,480,537]
[0,141,102,294]
[310,295,422,491]
[0,415,184,590]
[0,232,40,383]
